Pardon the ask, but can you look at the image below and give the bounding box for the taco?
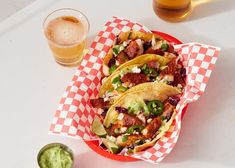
[90,54,185,109]
[102,30,178,76]
[91,83,181,153]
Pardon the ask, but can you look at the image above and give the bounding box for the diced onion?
[117,113,124,120]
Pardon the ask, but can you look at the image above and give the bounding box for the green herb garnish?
[141,64,147,71]
[161,43,169,51]
[122,135,128,142]
[112,47,119,56]
[160,115,166,121]
[141,65,158,77]
[112,44,126,56]
[116,85,128,92]
[114,128,120,134]
[126,125,144,134]
[109,65,117,74]
[135,139,144,145]
[112,76,121,84]
[143,104,150,116]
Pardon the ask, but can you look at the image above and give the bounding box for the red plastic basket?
[85,31,187,162]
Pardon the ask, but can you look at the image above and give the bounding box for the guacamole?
[38,145,73,168]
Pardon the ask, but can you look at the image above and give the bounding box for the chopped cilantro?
[112,76,121,84]
[112,44,126,56]
[122,135,128,142]
[116,85,128,92]
[161,43,169,51]
[161,116,166,121]
[141,64,147,70]
[126,125,144,134]
[141,66,158,77]
[109,65,117,74]
[112,47,119,56]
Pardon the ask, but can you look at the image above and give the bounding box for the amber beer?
[43,9,89,66]
[153,0,192,22]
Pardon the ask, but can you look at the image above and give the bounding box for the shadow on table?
[161,47,235,167]
[74,149,168,168]
[189,0,235,21]
[75,151,115,168]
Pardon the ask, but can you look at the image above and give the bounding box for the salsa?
[38,144,73,168]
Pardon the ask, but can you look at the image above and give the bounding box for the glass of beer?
[43,8,90,66]
[153,0,192,22]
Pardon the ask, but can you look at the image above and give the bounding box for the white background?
[0,0,235,167]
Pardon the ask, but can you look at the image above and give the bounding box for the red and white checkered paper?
[49,17,220,164]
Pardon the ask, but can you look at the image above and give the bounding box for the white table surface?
[0,0,35,21]
[0,0,235,167]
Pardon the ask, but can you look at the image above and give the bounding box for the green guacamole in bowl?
[38,143,73,168]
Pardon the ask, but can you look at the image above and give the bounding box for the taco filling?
[91,83,181,154]
[91,56,185,110]
[103,31,178,76]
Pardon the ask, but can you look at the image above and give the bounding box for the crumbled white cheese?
[142,129,147,136]
[133,130,139,135]
[152,40,162,50]
[120,127,127,133]
[145,139,151,143]
[103,97,109,102]
[122,82,129,88]
[128,83,134,87]
[135,39,143,46]
[163,75,174,82]
[116,136,123,144]
[123,40,131,47]
[107,136,116,142]
[97,108,104,115]
[177,84,183,88]
[151,35,156,47]
[112,83,118,89]
[147,118,152,123]
[103,90,116,101]
[117,113,124,120]
[135,39,144,55]
[115,60,120,66]
[132,66,141,73]
[137,113,146,123]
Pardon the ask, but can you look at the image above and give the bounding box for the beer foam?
[46,16,86,45]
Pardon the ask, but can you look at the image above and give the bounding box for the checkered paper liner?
[49,17,220,164]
